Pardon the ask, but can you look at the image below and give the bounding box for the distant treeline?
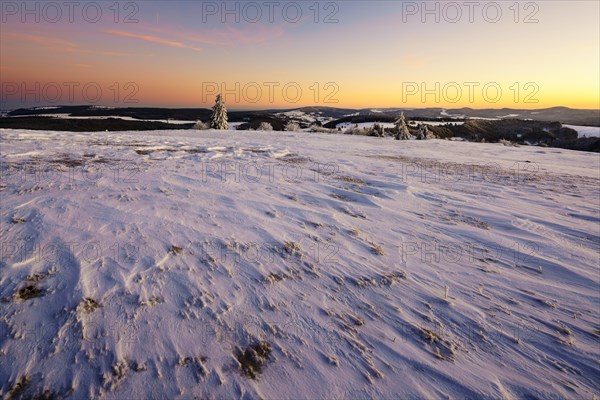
[0,116,193,131]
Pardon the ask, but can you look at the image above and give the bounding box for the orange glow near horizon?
[1,1,598,111]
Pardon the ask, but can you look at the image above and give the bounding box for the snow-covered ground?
[440,109,466,119]
[335,121,464,130]
[275,110,335,126]
[414,120,465,126]
[0,128,598,399]
[336,122,397,130]
[564,124,600,138]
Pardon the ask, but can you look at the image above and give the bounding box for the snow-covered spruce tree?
[258,122,273,131]
[209,94,228,130]
[372,123,385,137]
[366,123,378,137]
[394,112,411,140]
[193,120,208,130]
[416,124,433,140]
[285,122,300,132]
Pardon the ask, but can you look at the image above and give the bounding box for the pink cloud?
[103,30,202,52]
[2,31,127,56]
[138,22,286,47]
[2,32,77,49]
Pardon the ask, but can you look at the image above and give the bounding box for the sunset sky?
[1,1,599,110]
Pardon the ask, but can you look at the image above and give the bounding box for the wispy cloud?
[139,22,285,47]
[2,31,127,56]
[3,32,77,49]
[103,30,202,52]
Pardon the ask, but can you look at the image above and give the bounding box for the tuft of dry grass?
[52,157,84,168]
[177,354,208,377]
[283,241,302,257]
[380,271,408,286]
[178,356,194,366]
[139,296,162,307]
[17,284,43,300]
[26,272,47,283]
[325,353,339,366]
[235,341,272,380]
[557,324,571,336]
[7,375,29,399]
[348,228,360,237]
[103,360,129,390]
[264,273,284,284]
[80,297,101,313]
[336,175,366,185]
[169,245,184,255]
[556,323,575,346]
[348,315,365,326]
[419,327,441,343]
[418,326,457,361]
[370,244,385,256]
[280,154,310,164]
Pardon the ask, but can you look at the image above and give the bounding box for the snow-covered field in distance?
[336,121,599,138]
[0,128,598,399]
[4,108,598,138]
[336,122,398,130]
[335,121,466,130]
[564,124,600,138]
[275,110,335,125]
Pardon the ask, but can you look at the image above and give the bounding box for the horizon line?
[4,105,600,112]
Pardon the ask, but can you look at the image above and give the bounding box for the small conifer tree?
[209,94,228,130]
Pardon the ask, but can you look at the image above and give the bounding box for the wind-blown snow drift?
[0,129,598,399]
